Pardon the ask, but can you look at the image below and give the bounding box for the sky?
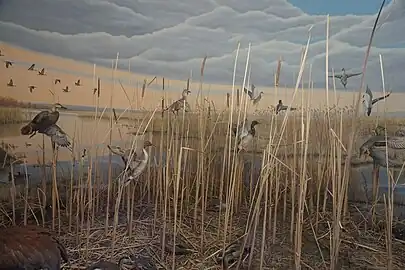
[0,0,404,91]
[288,0,392,15]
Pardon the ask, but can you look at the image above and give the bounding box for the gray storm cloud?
[0,0,404,91]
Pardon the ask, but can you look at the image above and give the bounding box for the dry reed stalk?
[276,56,282,87]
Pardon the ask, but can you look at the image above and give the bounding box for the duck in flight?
[28,85,36,93]
[329,68,362,89]
[75,79,81,86]
[7,78,15,87]
[38,68,46,75]
[362,85,392,116]
[62,86,70,93]
[28,64,35,71]
[54,78,61,84]
[244,84,263,105]
[4,60,12,68]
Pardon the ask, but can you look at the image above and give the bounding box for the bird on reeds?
[362,85,392,116]
[28,85,36,93]
[244,84,263,105]
[38,67,46,75]
[62,86,70,93]
[0,225,69,269]
[276,99,296,114]
[7,78,15,87]
[4,60,12,68]
[216,240,251,270]
[28,63,35,71]
[75,79,81,86]
[232,118,249,140]
[328,68,362,89]
[20,103,67,138]
[54,78,61,84]
[107,140,153,186]
[163,89,191,116]
[237,120,259,151]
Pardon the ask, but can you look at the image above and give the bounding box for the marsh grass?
[2,2,405,269]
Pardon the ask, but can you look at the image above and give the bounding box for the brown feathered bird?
[0,225,69,269]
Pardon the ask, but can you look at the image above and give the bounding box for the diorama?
[0,0,405,269]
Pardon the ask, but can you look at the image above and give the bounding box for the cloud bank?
[0,0,405,91]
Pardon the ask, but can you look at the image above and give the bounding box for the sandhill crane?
[4,60,12,68]
[329,68,362,89]
[28,64,35,71]
[38,68,46,75]
[7,78,15,87]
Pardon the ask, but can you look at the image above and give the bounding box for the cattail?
[226,93,230,108]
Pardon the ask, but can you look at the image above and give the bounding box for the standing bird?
[20,103,67,138]
[75,79,81,86]
[107,140,153,186]
[237,120,259,151]
[54,79,61,84]
[38,68,46,75]
[328,68,362,89]
[7,78,15,87]
[0,225,69,269]
[362,85,392,116]
[4,60,12,68]
[244,84,263,105]
[28,64,35,71]
[163,89,191,116]
[62,86,70,93]
[28,85,37,93]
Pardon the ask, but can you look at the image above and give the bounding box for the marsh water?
[1,110,405,216]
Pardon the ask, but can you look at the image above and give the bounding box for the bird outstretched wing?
[43,124,72,150]
[329,74,342,79]
[243,88,253,99]
[346,72,362,78]
[372,91,391,105]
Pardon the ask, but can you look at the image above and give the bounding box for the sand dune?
[0,42,403,112]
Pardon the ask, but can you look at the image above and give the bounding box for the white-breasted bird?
[362,85,391,116]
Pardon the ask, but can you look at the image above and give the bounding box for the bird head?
[278,99,282,104]
[260,91,264,95]
[54,103,68,110]
[251,120,260,127]
[143,140,153,148]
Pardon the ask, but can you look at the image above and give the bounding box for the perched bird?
[276,99,296,114]
[54,79,61,84]
[216,241,251,270]
[75,79,81,86]
[362,85,392,116]
[28,85,36,93]
[0,225,69,269]
[328,68,362,89]
[163,89,191,115]
[7,78,15,87]
[38,68,46,75]
[237,120,259,151]
[244,84,263,105]
[4,60,12,68]
[20,103,67,139]
[28,64,35,71]
[232,118,249,141]
[62,86,70,93]
[107,140,153,186]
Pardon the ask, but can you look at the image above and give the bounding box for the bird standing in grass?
[237,120,259,151]
[362,85,392,116]
[328,68,362,89]
[163,89,191,116]
[0,225,69,269]
[4,60,12,68]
